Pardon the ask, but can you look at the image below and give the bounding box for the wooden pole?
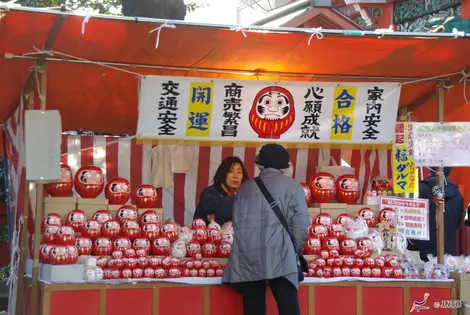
[15,92,34,315]
[30,63,48,315]
[436,82,445,264]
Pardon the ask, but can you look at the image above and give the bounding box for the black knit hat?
[256,144,290,170]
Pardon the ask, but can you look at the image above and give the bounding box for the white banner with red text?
[137,76,401,145]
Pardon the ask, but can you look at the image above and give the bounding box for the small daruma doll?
[140,210,160,227]
[142,224,160,241]
[310,172,336,203]
[44,164,73,197]
[105,177,131,205]
[93,210,113,225]
[66,209,87,232]
[133,238,151,255]
[74,165,105,198]
[121,220,141,239]
[135,184,159,208]
[116,205,138,224]
[161,221,179,242]
[83,220,101,239]
[314,213,333,227]
[42,213,62,232]
[301,182,312,205]
[93,237,113,256]
[304,238,321,255]
[152,237,171,256]
[75,237,93,255]
[101,220,121,238]
[335,174,360,204]
[49,245,68,265]
[113,237,132,254]
[54,226,76,245]
[358,207,376,228]
[378,208,398,228]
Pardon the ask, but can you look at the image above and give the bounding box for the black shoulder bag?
[254,177,308,282]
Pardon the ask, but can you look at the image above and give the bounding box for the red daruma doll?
[74,166,105,199]
[310,173,336,203]
[336,174,360,204]
[44,164,74,197]
[105,177,131,205]
[135,185,159,208]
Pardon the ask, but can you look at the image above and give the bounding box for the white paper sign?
[137,76,401,144]
[380,197,429,241]
[413,123,470,167]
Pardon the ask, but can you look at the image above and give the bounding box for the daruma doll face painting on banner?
[249,86,295,139]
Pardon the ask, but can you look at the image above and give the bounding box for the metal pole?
[437,81,445,264]
[4,53,450,83]
[7,6,469,39]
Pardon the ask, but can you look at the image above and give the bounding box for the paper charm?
[432,185,445,204]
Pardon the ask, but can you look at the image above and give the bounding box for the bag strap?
[254,177,298,250]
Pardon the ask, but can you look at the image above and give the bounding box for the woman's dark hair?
[213,156,249,186]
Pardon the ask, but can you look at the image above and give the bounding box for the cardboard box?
[308,207,320,216]
[43,197,77,220]
[26,258,85,282]
[315,203,347,210]
[107,204,137,211]
[451,272,470,305]
[77,198,109,217]
[364,196,380,206]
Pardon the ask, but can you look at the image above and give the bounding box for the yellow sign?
[329,86,357,140]
[186,82,214,137]
[393,122,417,194]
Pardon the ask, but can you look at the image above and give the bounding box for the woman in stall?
[193,156,249,226]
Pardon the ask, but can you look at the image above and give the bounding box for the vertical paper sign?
[186,82,214,137]
[393,122,417,193]
[330,86,357,140]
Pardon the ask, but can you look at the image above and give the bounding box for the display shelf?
[25,276,457,315]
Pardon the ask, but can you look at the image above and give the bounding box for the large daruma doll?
[248,86,295,139]
[135,185,159,208]
[336,174,360,204]
[105,177,131,205]
[44,164,74,197]
[310,173,336,203]
[74,166,105,198]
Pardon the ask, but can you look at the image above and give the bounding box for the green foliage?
[11,0,206,14]
[0,225,7,246]
[0,264,10,280]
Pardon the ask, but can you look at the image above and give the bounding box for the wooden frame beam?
[14,13,66,315]
[22,14,66,96]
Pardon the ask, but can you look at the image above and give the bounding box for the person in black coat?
[408,167,464,261]
[193,156,249,226]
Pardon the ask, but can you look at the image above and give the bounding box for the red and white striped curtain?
[51,136,393,226]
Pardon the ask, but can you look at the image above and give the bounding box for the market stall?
[1,6,470,315]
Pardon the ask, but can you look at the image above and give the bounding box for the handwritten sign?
[137,76,401,144]
[413,122,470,167]
[393,122,417,193]
[380,197,429,241]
